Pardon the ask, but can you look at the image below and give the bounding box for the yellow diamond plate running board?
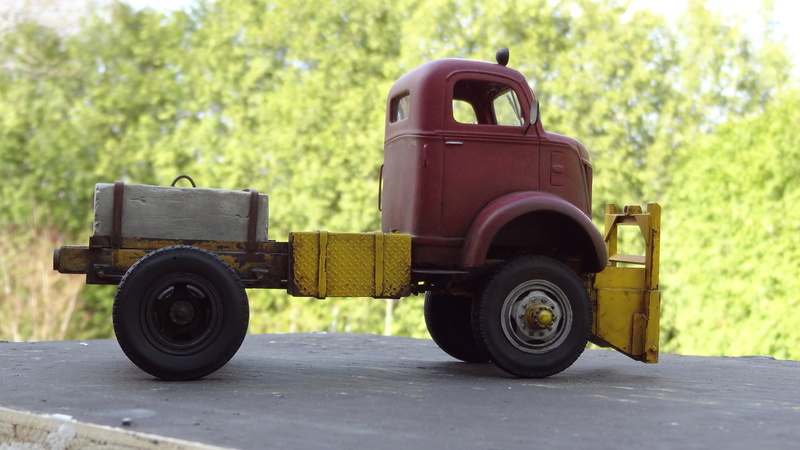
[290,231,412,299]
[591,203,661,363]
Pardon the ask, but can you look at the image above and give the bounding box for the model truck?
[54,50,661,381]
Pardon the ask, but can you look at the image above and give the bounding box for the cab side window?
[452,79,524,126]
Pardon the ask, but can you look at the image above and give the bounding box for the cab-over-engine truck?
[54,50,661,381]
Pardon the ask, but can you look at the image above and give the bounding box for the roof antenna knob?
[496,48,509,66]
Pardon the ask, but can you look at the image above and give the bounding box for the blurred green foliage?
[0,0,797,358]
[661,92,800,359]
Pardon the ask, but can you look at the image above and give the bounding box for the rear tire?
[113,246,249,380]
[424,292,489,363]
[472,256,590,378]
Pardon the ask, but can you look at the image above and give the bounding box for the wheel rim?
[499,279,573,354]
[141,273,224,355]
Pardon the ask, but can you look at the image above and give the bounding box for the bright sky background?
[124,0,800,71]
[631,0,800,53]
[2,0,797,71]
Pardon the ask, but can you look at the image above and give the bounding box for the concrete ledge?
[0,406,226,449]
[1,334,799,449]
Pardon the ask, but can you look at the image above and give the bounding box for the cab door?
[440,75,541,239]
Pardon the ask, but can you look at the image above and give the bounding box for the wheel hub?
[512,291,561,342]
[168,300,196,326]
[525,304,555,330]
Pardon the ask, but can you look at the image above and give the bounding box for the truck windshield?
[493,91,524,126]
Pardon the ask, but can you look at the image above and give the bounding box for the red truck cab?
[381,53,607,274]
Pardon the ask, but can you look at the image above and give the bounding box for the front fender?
[460,192,608,272]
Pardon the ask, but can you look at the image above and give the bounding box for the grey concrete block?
[93,183,269,242]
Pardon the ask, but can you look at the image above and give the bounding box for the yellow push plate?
[590,203,661,364]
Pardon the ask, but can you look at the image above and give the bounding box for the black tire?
[424,292,490,363]
[113,246,249,381]
[472,256,590,378]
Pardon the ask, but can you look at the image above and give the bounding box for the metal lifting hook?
[171,174,197,188]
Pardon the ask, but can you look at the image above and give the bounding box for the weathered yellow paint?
[119,237,272,253]
[291,232,411,299]
[591,203,661,364]
[112,249,147,269]
[55,236,291,288]
[54,246,95,274]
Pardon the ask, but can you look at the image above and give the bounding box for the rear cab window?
[390,92,411,123]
